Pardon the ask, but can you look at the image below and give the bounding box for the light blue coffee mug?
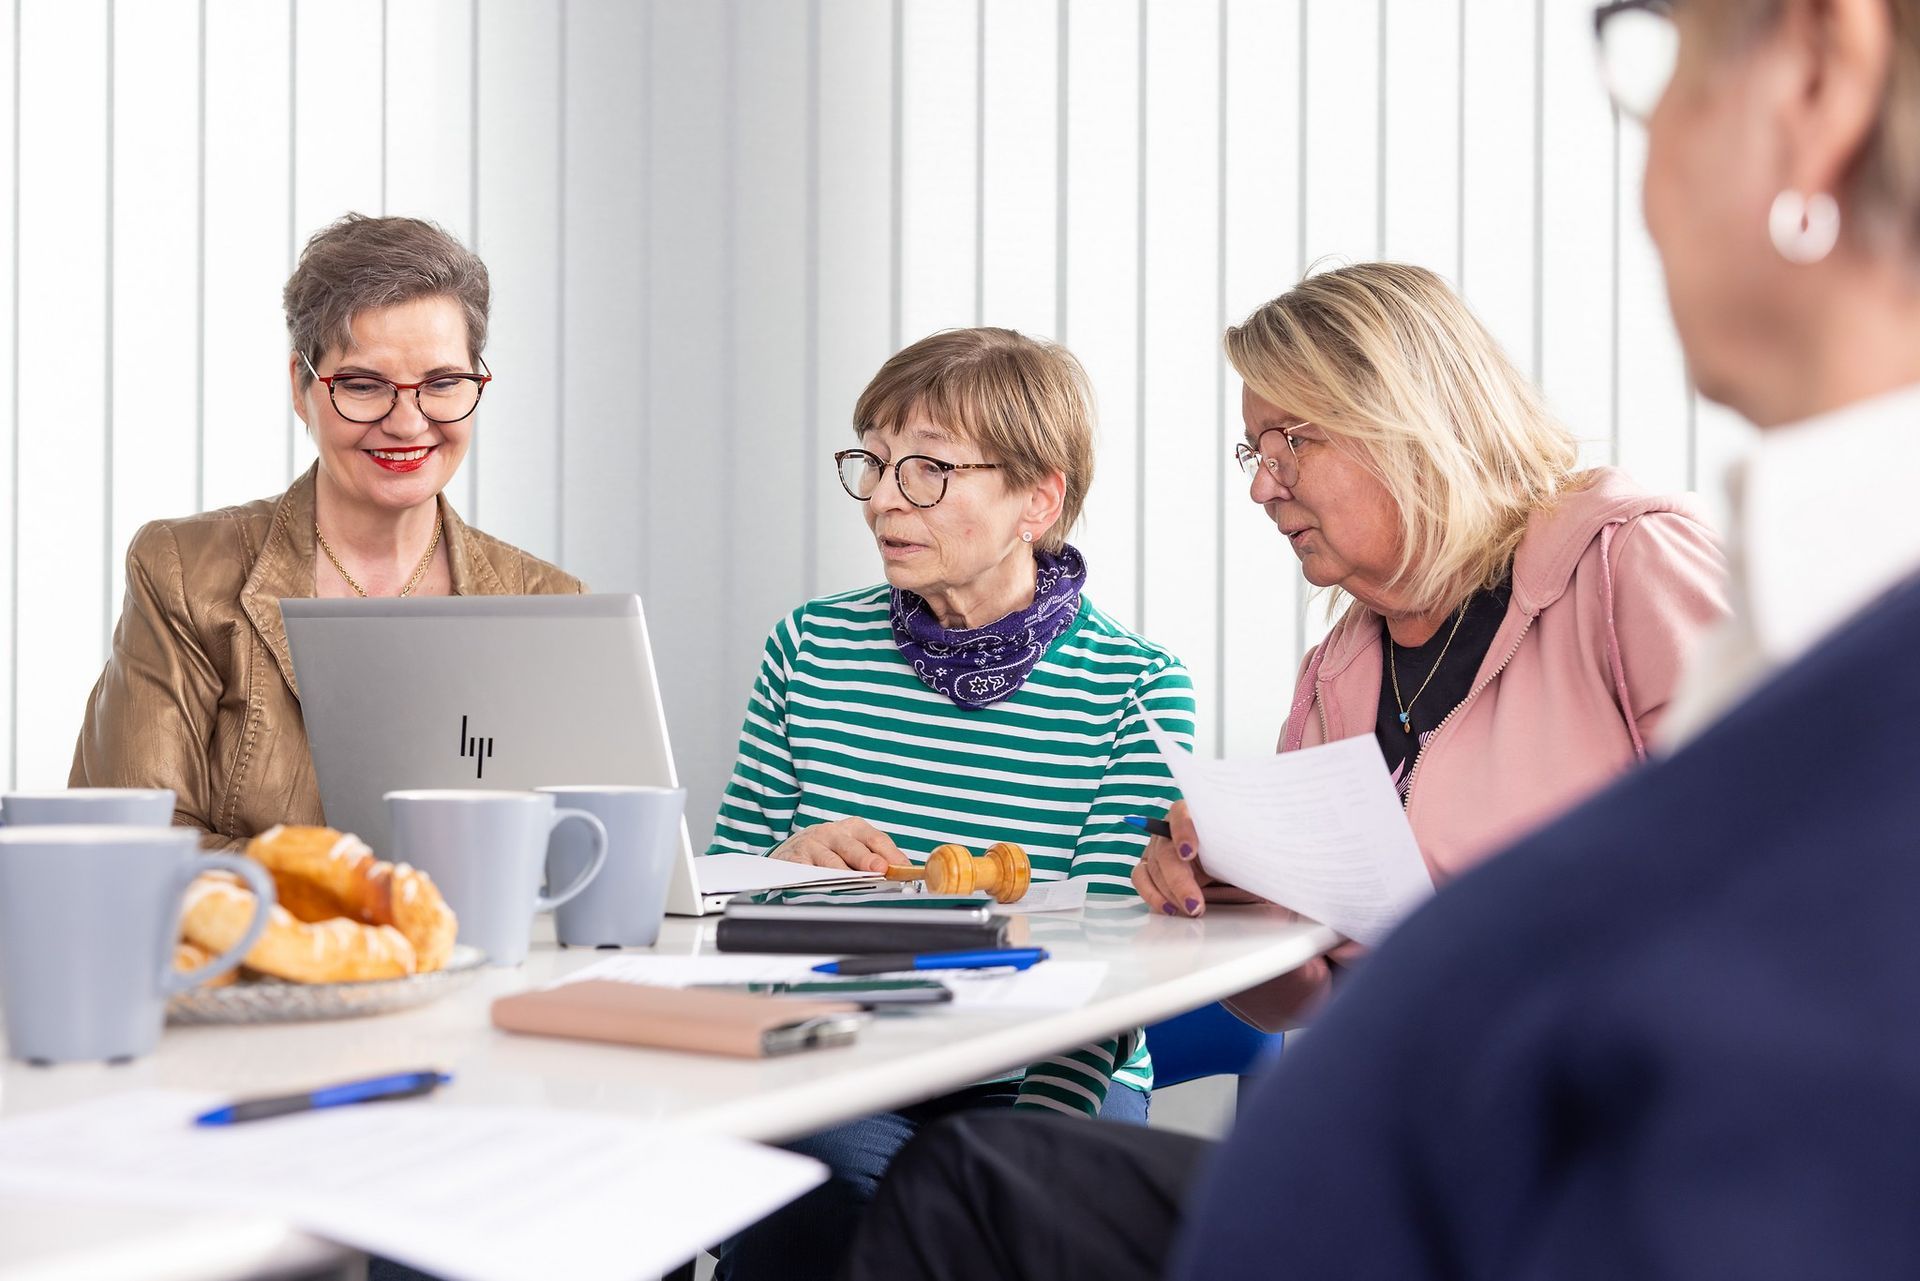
[386,790,609,966]
[0,825,274,1063]
[538,785,687,948]
[1,787,175,827]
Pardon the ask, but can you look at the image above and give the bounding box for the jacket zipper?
[1399,613,1537,811]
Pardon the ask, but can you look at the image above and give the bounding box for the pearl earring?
[1020,531,1033,544]
[1769,189,1840,265]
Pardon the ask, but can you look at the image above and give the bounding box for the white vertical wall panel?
[0,3,1736,806]
[1614,125,1692,492]
[1139,0,1221,749]
[384,0,474,240]
[294,0,384,235]
[110,0,199,620]
[1538,0,1617,464]
[811,0,894,598]
[647,0,734,842]
[201,0,292,516]
[291,0,385,480]
[898,0,979,341]
[1060,0,1141,629]
[385,0,477,517]
[1381,0,1460,280]
[1220,0,1303,758]
[979,0,1057,340]
[1460,0,1538,375]
[0,0,17,785]
[561,0,646,595]
[472,0,560,555]
[15,0,108,786]
[730,0,811,687]
[1301,0,1380,266]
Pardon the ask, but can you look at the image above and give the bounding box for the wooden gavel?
[884,842,1031,903]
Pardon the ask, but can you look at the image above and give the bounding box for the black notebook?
[714,914,1015,956]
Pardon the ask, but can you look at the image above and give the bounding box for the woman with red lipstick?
[70,214,581,846]
[1131,261,1729,1029]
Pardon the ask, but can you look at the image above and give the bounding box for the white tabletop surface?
[0,903,1336,1279]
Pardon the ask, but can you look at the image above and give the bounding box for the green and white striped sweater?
[707,584,1195,1116]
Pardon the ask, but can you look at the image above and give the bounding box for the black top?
[1374,581,1511,798]
[1175,573,1920,1280]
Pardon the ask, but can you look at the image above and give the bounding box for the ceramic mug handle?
[163,854,277,993]
[536,808,609,912]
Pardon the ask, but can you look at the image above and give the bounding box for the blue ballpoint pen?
[813,947,1048,977]
[1122,814,1174,838]
[193,1070,453,1127]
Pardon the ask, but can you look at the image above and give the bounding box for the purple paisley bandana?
[891,544,1088,710]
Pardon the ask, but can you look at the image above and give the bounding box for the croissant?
[245,825,458,973]
[172,941,237,988]
[180,872,418,983]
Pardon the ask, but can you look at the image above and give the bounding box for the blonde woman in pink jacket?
[1133,262,1730,1029]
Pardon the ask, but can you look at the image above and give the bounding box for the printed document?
[1139,706,1432,946]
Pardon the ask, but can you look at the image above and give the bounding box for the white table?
[0,904,1335,1279]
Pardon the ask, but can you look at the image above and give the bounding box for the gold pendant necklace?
[315,518,443,598]
[1388,600,1470,735]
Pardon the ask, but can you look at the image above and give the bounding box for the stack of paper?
[0,1091,825,1281]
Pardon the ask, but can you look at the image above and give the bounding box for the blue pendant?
[1398,711,1411,734]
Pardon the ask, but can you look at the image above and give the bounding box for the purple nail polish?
[1162,903,1176,915]
[1184,897,1201,914]
[1178,843,1195,860]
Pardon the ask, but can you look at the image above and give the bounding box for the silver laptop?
[281,593,874,917]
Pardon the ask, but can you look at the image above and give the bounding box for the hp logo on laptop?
[459,715,495,780]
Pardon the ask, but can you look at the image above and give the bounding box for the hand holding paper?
[1136,704,1433,947]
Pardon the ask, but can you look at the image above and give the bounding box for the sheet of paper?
[693,851,885,895]
[0,1091,824,1281]
[1138,704,1432,947]
[990,877,1088,915]
[558,953,1109,1012]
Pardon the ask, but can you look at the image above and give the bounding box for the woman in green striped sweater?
[707,327,1194,1281]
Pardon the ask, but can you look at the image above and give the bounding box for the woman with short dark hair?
[71,214,581,846]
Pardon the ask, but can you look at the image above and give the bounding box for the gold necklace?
[315,518,443,598]
[1387,601,1470,735]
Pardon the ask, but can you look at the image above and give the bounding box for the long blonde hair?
[1225,262,1581,616]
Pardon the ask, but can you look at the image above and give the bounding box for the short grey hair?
[283,213,490,385]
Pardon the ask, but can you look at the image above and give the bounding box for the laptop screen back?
[281,594,690,863]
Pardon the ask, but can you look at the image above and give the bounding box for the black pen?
[193,1070,452,1127]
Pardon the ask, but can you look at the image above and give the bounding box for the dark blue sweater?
[1174,576,1920,1280]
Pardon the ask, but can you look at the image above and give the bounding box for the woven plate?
[166,944,488,1025]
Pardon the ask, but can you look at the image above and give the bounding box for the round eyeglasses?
[1593,0,1676,124]
[834,448,1003,509]
[302,352,493,425]
[1233,424,1304,487]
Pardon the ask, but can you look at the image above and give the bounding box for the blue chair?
[1145,1001,1285,1090]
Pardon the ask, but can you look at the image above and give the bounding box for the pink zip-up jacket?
[1234,469,1729,1026]
[1286,467,1728,873]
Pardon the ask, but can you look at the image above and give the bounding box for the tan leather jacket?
[69,466,584,848]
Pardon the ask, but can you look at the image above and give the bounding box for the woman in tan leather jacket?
[69,214,582,848]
